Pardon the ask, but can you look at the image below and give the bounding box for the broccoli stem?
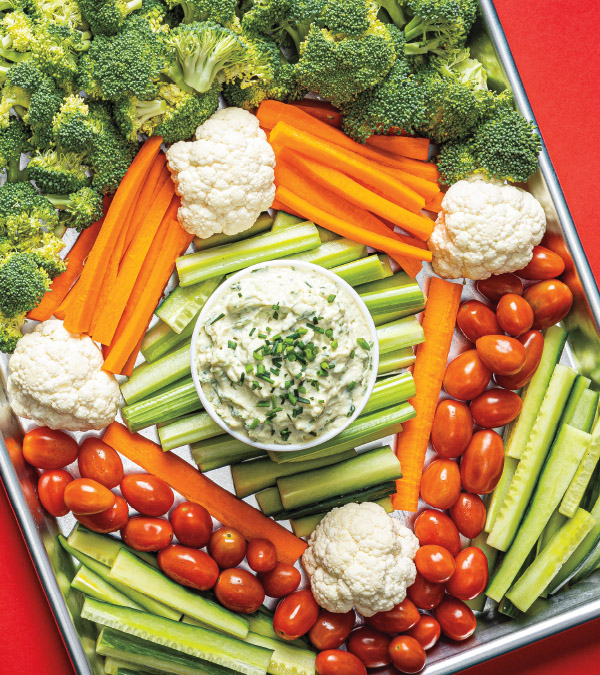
[404,16,436,42]
[0,47,30,63]
[184,36,242,93]
[6,157,24,183]
[136,99,169,125]
[45,194,70,210]
[54,223,67,238]
[127,0,143,13]
[380,1,407,29]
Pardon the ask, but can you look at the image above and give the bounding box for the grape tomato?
[388,636,427,674]
[407,571,445,610]
[449,493,486,539]
[315,650,367,675]
[365,598,420,634]
[495,330,544,390]
[209,527,247,568]
[457,300,501,343]
[158,545,219,591]
[347,626,391,668]
[476,273,523,301]
[37,469,73,517]
[77,437,123,488]
[496,294,534,336]
[413,509,461,557]
[431,400,473,459]
[308,609,355,651]
[447,547,489,601]
[470,389,523,428]
[76,495,129,533]
[273,590,319,640]
[247,538,277,573]
[415,545,456,584]
[408,615,441,650]
[434,596,477,641]
[259,563,301,598]
[460,429,505,494]
[420,459,461,510]
[516,245,565,280]
[475,335,527,376]
[443,350,491,401]
[121,516,173,551]
[23,427,79,470]
[63,478,115,515]
[120,473,174,517]
[523,279,573,329]
[214,568,265,614]
[169,502,213,548]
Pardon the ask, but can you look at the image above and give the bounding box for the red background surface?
[2,1,600,673]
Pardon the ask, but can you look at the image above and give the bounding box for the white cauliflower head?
[7,320,120,431]
[429,175,546,280]
[302,502,419,617]
[166,107,276,239]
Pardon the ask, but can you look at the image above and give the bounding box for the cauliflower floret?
[302,502,419,617]
[429,175,546,280]
[166,107,276,239]
[7,320,120,431]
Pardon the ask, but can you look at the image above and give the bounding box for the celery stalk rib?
[194,213,273,250]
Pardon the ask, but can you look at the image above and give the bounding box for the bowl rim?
[189,258,380,452]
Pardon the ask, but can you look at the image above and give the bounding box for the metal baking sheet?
[2,1,600,673]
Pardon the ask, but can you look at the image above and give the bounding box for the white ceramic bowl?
[190,259,379,452]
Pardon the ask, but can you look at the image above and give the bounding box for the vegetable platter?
[2,1,600,675]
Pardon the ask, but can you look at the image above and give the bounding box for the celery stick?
[192,437,266,473]
[232,450,357,499]
[486,424,590,601]
[272,211,304,230]
[487,364,577,551]
[548,491,600,594]
[72,566,144,611]
[121,344,191,405]
[504,326,568,459]
[283,237,366,268]
[177,224,321,286]
[378,254,394,277]
[359,275,425,326]
[290,497,393,538]
[560,413,600,517]
[159,412,223,451]
[332,255,387,287]
[260,482,397,521]
[376,316,425,355]
[122,380,202,433]
[269,401,414,463]
[156,277,222,335]
[255,487,284,516]
[141,317,196,364]
[507,508,595,612]
[278,445,401,509]
[191,375,414,465]
[194,213,273,250]
[377,348,415,375]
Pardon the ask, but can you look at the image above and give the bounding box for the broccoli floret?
[154,81,220,141]
[403,0,478,58]
[0,308,25,353]
[470,106,541,183]
[113,93,170,140]
[78,17,166,100]
[28,150,90,194]
[165,0,237,25]
[296,11,396,107]
[30,19,83,89]
[163,21,250,94]
[78,0,143,35]
[136,0,173,32]
[23,229,67,277]
[373,0,407,29]
[29,0,88,33]
[223,35,303,109]
[0,116,30,181]
[0,181,58,242]
[86,101,139,193]
[0,251,50,317]
[52,95,95,152]
[46,186,104,231]
[0,7,36,53]
[435,138,476,184]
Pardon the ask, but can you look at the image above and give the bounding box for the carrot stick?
[270,121,425,214]
[123,156,169,256]
[103,208,193,374]
[289,99,343,128]
[27,217,104,322]
[91,178,175,346]
[121,332,145,377]
[258,101,438,182]
[102,422,307,564]
[425,190,445,213]
[386,169,440,202]
[366,135,430,161]
[276,184,431,263]
[63,136,163,334]
[274,162,427,274]
[271,200,303,218]
[392,278,462,512]
[281,148,433,240]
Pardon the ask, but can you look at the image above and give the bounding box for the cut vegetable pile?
[0,1,597,674]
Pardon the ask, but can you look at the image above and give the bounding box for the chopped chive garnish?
[314,326,325,334]
[312,316,319,324]
[350,349,356,359]
[209,313,225,325]
[249,327,256,337]
[284,380,293,389]
[273,311,279,319]
[270,367,280,376]
[249,418,259,430]
[288,393,297,405]
[228,340,237,350]
[347,404,356,417]
[280,429,291,441]
[245,363,254,373]
[271,395,277,408]
[257,363,266,375]
[357,338,371,351]
[331,339,338,350]
[270,407,283,414]
[297,396,310,405]
[257,401,270,407]
[251,381,261,390]
[258,332,267,339]
[240,373,245,385]
[298,385,306,394]
[320,361,329,370]
[297,327,308,336]
[325,328,334,339]
[327,294,336,303]
[287,353,296,362]
[317,369,328,377]
[347,381,357,391]
[272,304,279,310]
[257,374,274,384]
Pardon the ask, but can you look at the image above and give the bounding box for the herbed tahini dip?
[195,264,374,445]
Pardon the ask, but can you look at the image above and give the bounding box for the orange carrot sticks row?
[270,122,425,214]
[63,136,163,334]
[103,423,307,565]
[276,185,431,263]
[392,278,462,512]
[366,135,430,161]
[290,99,343,128]
[281,148,433,241]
